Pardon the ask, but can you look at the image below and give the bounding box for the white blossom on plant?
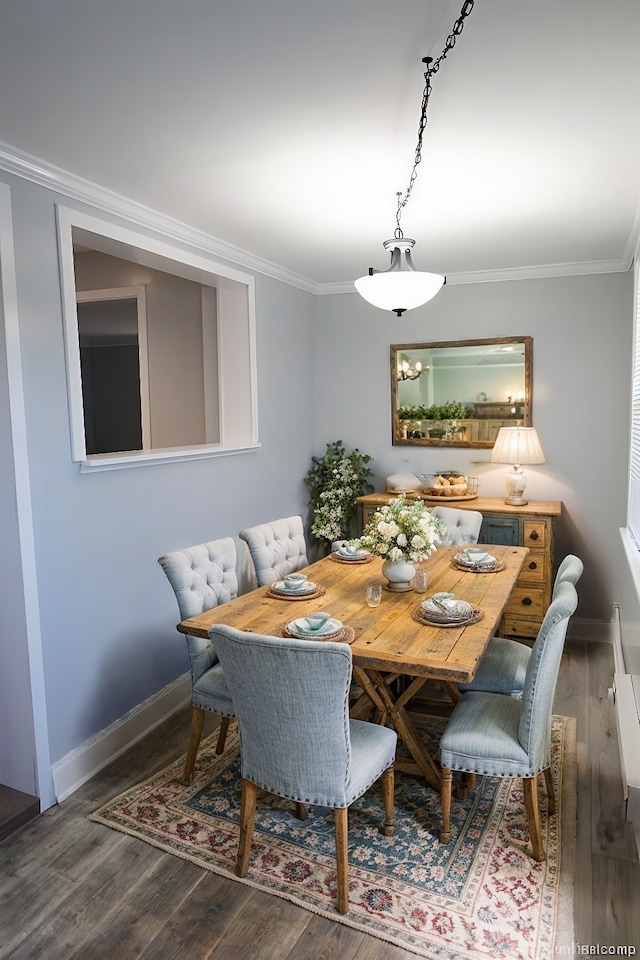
[305,441,374,546]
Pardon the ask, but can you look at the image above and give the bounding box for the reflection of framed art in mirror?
[391,336,532,448]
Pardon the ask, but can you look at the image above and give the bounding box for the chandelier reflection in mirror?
[355,0,476,317]
[397,353,424,381]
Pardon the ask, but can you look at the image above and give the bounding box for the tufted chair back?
[430,506,483,547]
[553,554,584,598]
[157,537,238,781]
[158,538,238,621]
[517,580,578,772]
[239,516,309,586]
[209,623,397,913]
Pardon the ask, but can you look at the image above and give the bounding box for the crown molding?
[0,141,318,295]
[318,256,631,297]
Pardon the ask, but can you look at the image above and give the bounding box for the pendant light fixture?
[355,0,475,317]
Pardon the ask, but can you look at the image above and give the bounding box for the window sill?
[79,442,261,473]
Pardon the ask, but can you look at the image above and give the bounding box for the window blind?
[628,254,640,546]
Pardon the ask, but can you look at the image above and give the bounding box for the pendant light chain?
[394,0,475,239]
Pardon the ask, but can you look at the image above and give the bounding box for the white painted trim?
[620,527,640,615]
[247,281,259,447]
[78,442,261,472]
[0,183,55,808]
[56,204,259,466]
[443,260,631,285]
[52,674,191,803]
[320,258,630,297]
[57,206,87,460]
[609,600,640,849]
[0,140,317,294]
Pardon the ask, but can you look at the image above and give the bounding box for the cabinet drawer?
[480,516,520,546]
[522,520,549,550]
[519,551,547,584]
[504,585,546,620]
[502,615,539,640]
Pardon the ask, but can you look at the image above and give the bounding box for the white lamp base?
[504,464,528,506]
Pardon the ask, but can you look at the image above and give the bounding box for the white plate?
[420,610,476,625]
[421,598,473,622]
[272,580,316,595]
[287,617,343,639]
[334,550,368,560]
[454,551,496,567]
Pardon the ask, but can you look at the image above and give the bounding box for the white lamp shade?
[490,426,546,465]
[354,271,444,313]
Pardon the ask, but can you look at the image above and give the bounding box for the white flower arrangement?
[304,440,374,546]
[357,495,446,564]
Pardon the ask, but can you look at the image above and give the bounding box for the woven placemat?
[280,623,356,644]
[412,604,484,628]
[266,583,326,601]
[452,559,506,574]
[329,553,375,565]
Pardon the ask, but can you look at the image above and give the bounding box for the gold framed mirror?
[391,336,532,448]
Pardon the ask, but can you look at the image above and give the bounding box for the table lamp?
[490,426,546,506]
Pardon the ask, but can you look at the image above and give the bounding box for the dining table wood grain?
[177,543,529,791]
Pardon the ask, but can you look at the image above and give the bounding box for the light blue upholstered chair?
[209,624,397,914]
[439,581,578,861]
[239,515,309,586]
[458,554,583,697]
[430,506,483,547]
[158,538,238,783]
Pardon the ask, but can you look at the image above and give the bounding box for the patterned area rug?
[90,714,576,960]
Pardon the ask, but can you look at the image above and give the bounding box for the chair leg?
[236,779,259,878]
[543,766,556,816]
[440,767,453,843]
[455,771,476,800]
[379,766,395,836]
[522,776,545,861]
[183,707,205,784]
[294,802,307,821]
[215,716,231,754]
[334,807,349,914]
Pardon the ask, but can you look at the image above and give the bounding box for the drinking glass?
[366,585,383,607]
[413,569,428,593]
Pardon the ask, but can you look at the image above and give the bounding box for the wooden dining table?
[177,543,529,792]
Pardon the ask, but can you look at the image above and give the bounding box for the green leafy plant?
[357,495,445,563]
[304,440,374,546]
[398,402,474,421]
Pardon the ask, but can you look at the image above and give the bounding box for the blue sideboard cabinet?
[357,494,562,640]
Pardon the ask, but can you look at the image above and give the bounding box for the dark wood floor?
[0,786,39,844]
[1,639,638,959]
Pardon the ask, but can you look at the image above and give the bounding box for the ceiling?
[1,0,639,289]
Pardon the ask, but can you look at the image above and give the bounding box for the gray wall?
[0,170,317,787]
[0,163,634,803]
[315,272,633,623]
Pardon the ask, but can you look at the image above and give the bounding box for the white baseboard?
[52,674,191,802]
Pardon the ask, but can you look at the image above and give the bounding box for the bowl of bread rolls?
[418,473,479,500]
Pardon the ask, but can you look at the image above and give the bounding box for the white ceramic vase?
[382,557,416,592]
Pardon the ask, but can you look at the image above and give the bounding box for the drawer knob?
[528,561,538,570]
[529,531,539,541]
[521,597,533,606]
